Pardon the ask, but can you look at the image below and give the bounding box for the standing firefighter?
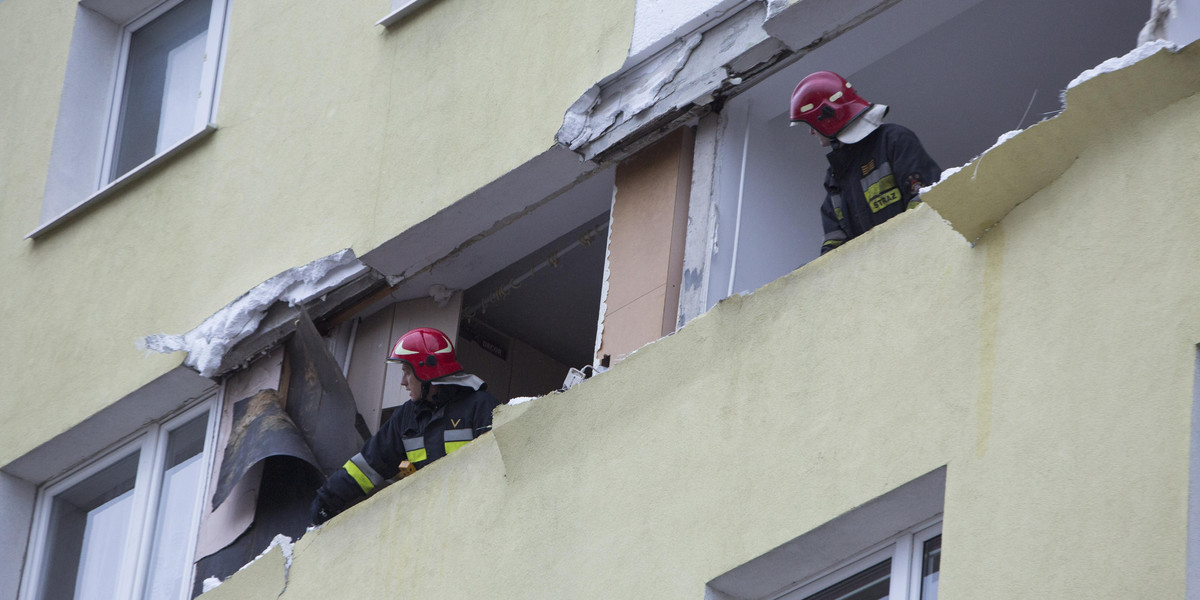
[790,71,942,255]
[310,327,500,525]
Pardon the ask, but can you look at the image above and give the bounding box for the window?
[778,521,942,600]
[705,468,945,600]
[105,0,222,183]
[34,0,230,237]
[19,401,216,600]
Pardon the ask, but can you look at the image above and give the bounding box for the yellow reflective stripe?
[445,441,468,454]
[865,174,900,213]
[406,448,427,463]
[343,460,375,495]
[822,239,844,249]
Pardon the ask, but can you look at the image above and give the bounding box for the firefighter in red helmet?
[310,327,500,525]
[790,71,942,254]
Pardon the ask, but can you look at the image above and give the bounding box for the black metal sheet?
[211,389,320,510]
[284,309,365,476]
[193,455,322,597]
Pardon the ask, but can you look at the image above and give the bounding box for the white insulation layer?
[1067,39,1178,90]
[919,40,1180,198]
[200,533,296,592]
[141,250,367,377]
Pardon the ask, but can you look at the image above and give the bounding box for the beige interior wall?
[598,128,694,363]
[346,295,462,432]
[455,323,570,402]
[507,341,570,399]
[195,48,1200,600]
[455,326,513,399]
[0,0,635,466]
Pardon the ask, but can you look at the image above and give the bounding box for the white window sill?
[377,0,438,27]
[27,124,217,240]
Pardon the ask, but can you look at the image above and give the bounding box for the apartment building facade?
[2,0,1199,598]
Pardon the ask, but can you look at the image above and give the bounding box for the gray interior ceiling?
[368,154,613,306]
[745,0,1150,169]
[462,214,608,369]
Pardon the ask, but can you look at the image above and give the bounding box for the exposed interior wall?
[707,101,825,303]
[455,322,569,402]
[457,210,611,388]
[345,295,463,433]
[705,0,1149,309]
[597,128,694,364]
[201,45,1200,600]
[0,0,635,467]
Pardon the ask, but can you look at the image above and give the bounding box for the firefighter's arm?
[886,126,941,209]
[820,194,847,255]
[310,468,367,525]
[310,411,407,525]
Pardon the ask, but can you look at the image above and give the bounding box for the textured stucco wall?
[0,0,634,466]
[201,46,1200,599]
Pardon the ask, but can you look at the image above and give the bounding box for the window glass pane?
[110,0,212,181]
[141,413,209,600]
[37,451,140,600]
[920,535,941,600]
[803,559,891,600]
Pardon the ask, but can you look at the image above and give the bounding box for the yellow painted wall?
[0,0,634,465]
[198,47,1200,598]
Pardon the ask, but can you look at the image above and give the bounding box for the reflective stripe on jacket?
[819,123,941,254]
[319,384,501,503]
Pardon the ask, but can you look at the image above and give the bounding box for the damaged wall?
[597,128,693,364]
[200,43,1200,599]
[0,0,634,467]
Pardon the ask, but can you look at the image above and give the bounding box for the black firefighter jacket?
[312,384,500,523]
[819,123,941,254]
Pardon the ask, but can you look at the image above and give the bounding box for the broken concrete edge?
[592,187,618,366]
[557,1,786,164]
[212,269,389,377]
[920,40,1189,246]
[138,150,598,384]
[199,534,293,597]
[139,249,374,378]
[556,0,917,166]
[1064,38,1178,99]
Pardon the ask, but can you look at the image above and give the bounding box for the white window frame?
[772,518,943,600]
[30,0,231,240]
[99,0,228,187]
[18,397,220,600]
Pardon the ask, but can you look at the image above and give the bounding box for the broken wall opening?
[704,0,1150,307]
[458,213,609,401]
[342,165,616,412]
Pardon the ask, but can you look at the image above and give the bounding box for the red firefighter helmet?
[789,71,873,142]
[386,327,463,381]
